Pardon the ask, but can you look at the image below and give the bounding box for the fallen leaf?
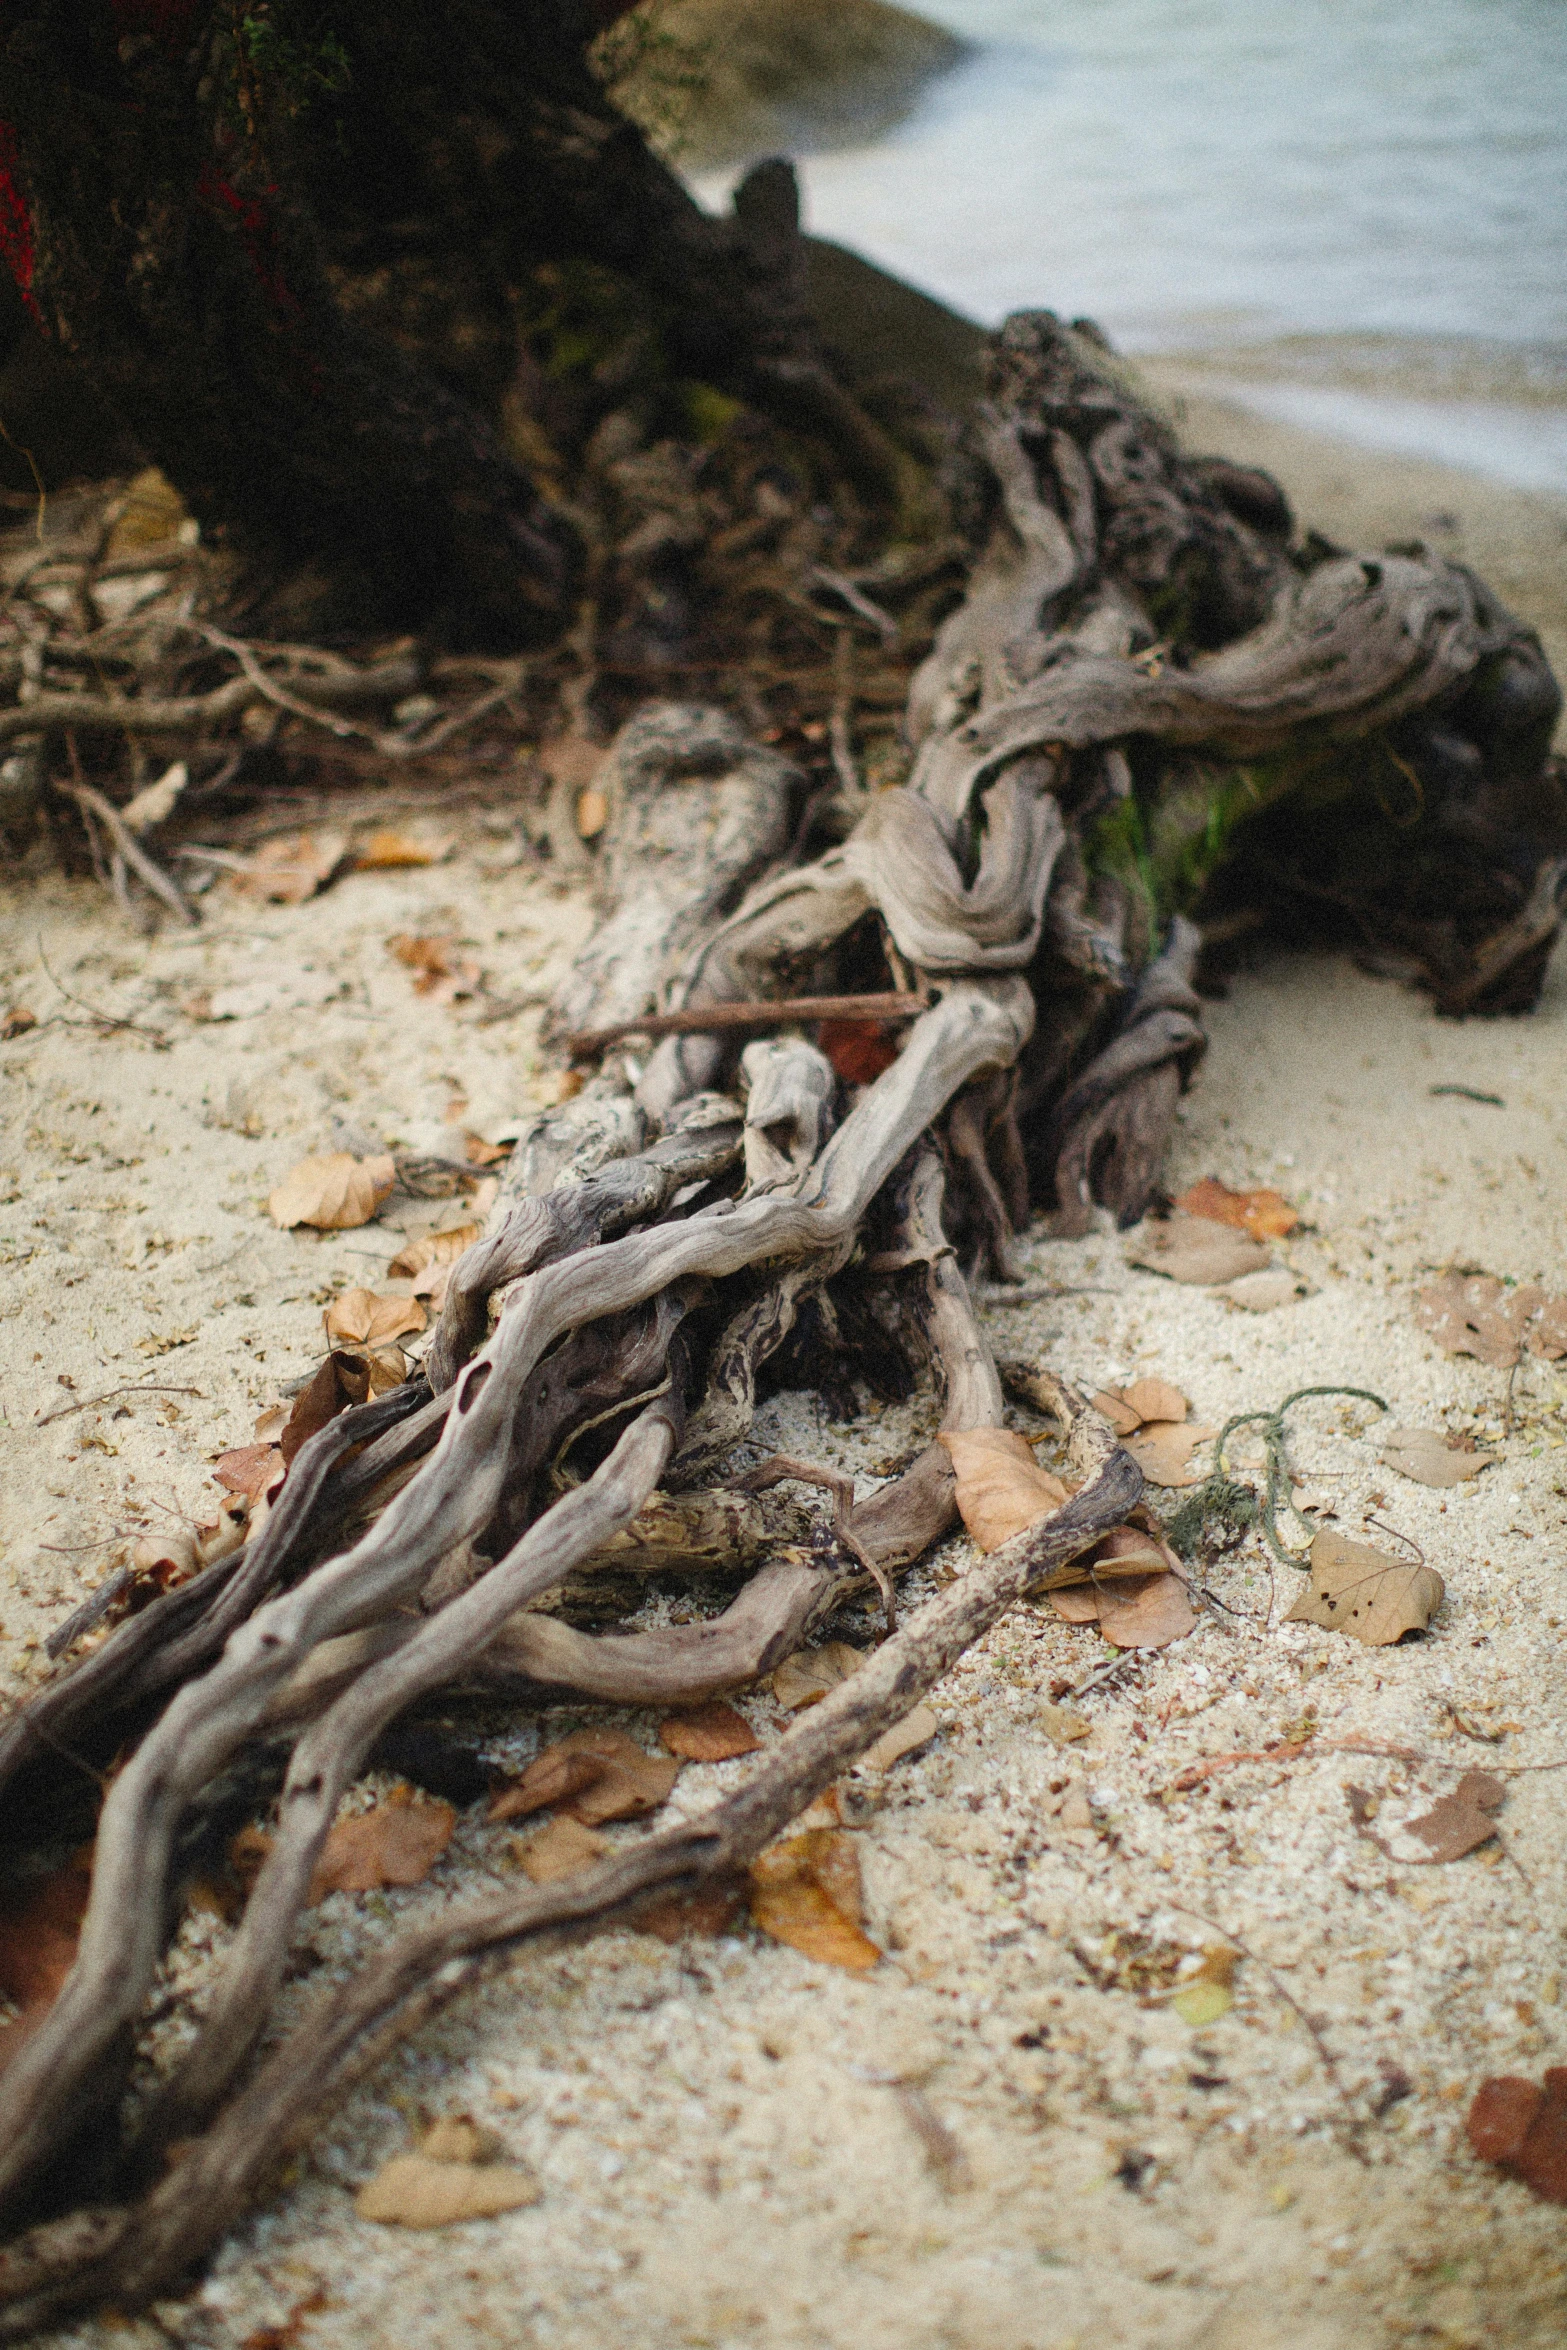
[488,1730,679,1826]
[771,1640,867,1711]
[1173,1979,1232,2027]
[1090,1388,1143,1437]
[1405,1770,1505,1863]
[229,829,349,904]
[105,465,187,552]
[464,1134,509,1167]
[818,1018,900,1086]
[937,1426,1068,1551]
[750,1829,880,1972]
[575,786,609,839]
[134,1325,199,1357]
[387,933,483,1005]
[1095,1570,1199,1649]
[1380,1426,1498,1487]
[1127,1214,1273,1286]
[355,2145,541,2228]
[323,1288,427,1350]
[279,1349,407,1464]
[0,1864,91,2011]
[0,1007,36,1041]
[1122,1421,1215,1488]
[352,828,452,870]
[633,1879,750,1943]
[1286,1529,1444,1644]
[857,1704,939,1771]
[1039,1703,1092,1746]
[1416,1274,1567,1370]
[308,1789,456,1900]
[1466,2071,1567,2204]
[516,1816,611,1883]
[1220,1267,1302,1312]
[658,1702,760,1762]
[269,1151,395,1231]
[214,1442,284,1503]
[1048,1583,1102,1625]
[1177,1177,1298,1241]
[420,2116,504,2164]
[386,1222,482,1309]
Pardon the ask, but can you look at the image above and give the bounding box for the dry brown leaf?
[1381,1426,1499,1487]
[1090,1388,1142,1437]
[278,1348,406,1464]
[0,1007,35,1041]
[387,933,483,1005]
[576,786,609,839]
[308,1789,456,1900]
[937,1425,1069,1551]
[771,1640,867,1711]
[0,1864,91,2013]
[352,828,452,870]
[1047,1582,1102,1624]
[750,1829,880,1972]
[857,1704,940,1772]
[105,465,187,552]
[229,829,349,905]
[488,1730,679,1827]
[1405,1769,1505,1862]
[1122,1420,1215,1488]
[1095,1570,1198,1649]
[658,1702,761,1762]
[1285,1529,1444,1645]
[388,1223,481,1281]
[1177,1176,1299,1241]
[516,1815,609,1884]
[1416,1273,1567,1369]
[355,2148,541,2228]
[633,1879,749,1944]
[268,1150,395,1232]
[1039,1703,1092,1745]
[1127,1214,1273,1286]
[213,1443,284,1503]
[322,1288,427,1350]
[1467,2071,1567,2205]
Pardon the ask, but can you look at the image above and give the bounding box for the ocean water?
[693,0,1567,488]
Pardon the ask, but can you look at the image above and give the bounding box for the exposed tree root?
[0,300,1561,2320]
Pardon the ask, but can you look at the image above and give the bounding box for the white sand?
[2,424,1565,2350]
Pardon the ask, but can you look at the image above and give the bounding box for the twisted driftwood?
[0,306,1561,2320]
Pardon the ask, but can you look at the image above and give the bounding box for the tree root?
[0,1397,1136,2337]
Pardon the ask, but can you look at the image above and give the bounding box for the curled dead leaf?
[268,1150,395,1232]
[937,1425,1068,1552]
[1380,1426,1498,1487]
[213,1443,284,1504]
[279,1348,407,1464]
[387,1223,481,1292]
[487,1729,679,1826]
[1,1007,35,1041]
[1093,1378,1189,1434]
[1127,1214,1273,1286]
[750,1829,880,1972]
[1466,2071,1567,2204]
[1177,1176,1298,1241]
[228,829,349,905]
[1287,1529,1443,1645]
[322,1288,427,1350]
[771,1640,866,1711]
[658,1702,761,1762]
[1046,1525,1197,1649]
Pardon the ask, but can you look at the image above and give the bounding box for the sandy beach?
[1,379,1563,2350]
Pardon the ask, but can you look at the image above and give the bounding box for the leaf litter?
[1466,2071,1567,2204]
[1416,1273,1567,1369]
[749,1828,880,1972]
[356,2115,541,2229]
[1285,1529,1445,1645]
[268,1150,396,1231]
[1380,1425,1499,1487]
[487,1730,680,1826]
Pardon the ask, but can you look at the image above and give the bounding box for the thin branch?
[567,990,928,1057]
